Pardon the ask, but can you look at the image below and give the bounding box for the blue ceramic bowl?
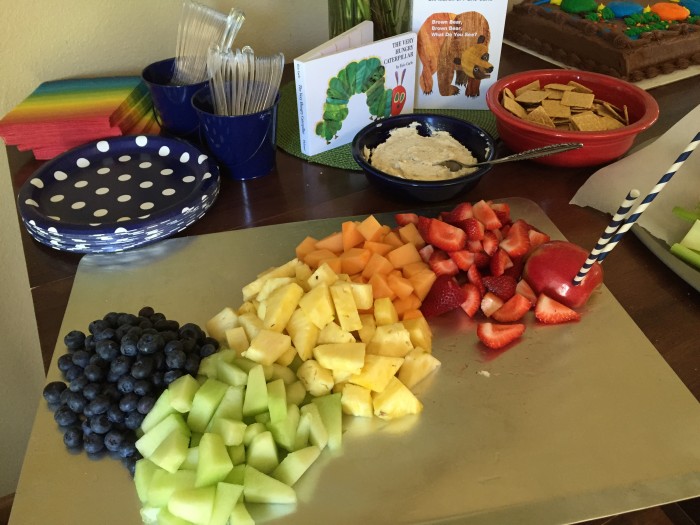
[351,114,496,202]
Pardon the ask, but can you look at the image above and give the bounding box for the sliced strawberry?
[474,252,491,269]
[462,217,485,241]
[395,212,419,226]
[466,239,483,253]
[420,275,467,318]
[428,249,459,277]
[467,264,486,296]
[418,244,434,263]
[443,202,474,224]
[515,279,537,305]
[448,249,475,271]
[503,256,525,280]
[489,248,513,277]
[480,292,504,317]
[490,202,511,226]
[473,200,502,231]
[482,231,499,256]
[417,215,432,239]
[500,219,531,258]
[477,322,526,349]
[528,228,551,250]
[425,218,467,252]
[460,283,482,318]
[534,294,581,324]
[492,293,532,322]
[482,274,517,301]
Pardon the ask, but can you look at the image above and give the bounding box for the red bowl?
[485,69,659,168]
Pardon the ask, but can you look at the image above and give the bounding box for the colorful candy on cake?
[505,0,700,81]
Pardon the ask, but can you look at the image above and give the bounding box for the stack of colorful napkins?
[0,76,160,160]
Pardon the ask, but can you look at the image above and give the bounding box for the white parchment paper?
[570,104,700,245]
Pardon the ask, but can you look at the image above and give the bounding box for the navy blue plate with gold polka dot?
[17,135,220,253]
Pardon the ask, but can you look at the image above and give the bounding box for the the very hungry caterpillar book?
[294,21,417,156]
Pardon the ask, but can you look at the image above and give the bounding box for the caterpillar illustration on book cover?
[315,58,408,144]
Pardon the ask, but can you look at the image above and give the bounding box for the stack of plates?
[17,135,220,254]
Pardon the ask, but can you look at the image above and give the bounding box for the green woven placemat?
[276,81,499,171]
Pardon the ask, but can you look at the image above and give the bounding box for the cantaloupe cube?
[398,222,426,248]
[361,252,395,281]
[382,230,404,248]
[401,260,430,278]
[339,247,372,275]
[318,256,342,274]
[363,240,394,256]
[342,220,365,251]
[386,242,423,269]
[387,272,414,300]
[392,294,422,318]
[304,248,338,268]
[408,269,437,301]
[368,273,395,300]
[315,231,343,253]
[295,236,319,260]
[401,309,423,321]
[357,215,384,241]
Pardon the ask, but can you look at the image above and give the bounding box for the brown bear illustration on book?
[417,12,494,97]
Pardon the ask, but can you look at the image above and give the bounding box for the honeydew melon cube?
[330,281,363,331]
[168,374,201,413]
[293,413,310,450]
[270,363,297,385]
[238,312,265,342]
[209,417,247,446]
[263,282,305,333]
[208,385,244,424]
[233,356,273,379]
[227,444,246,466]
[299,403,328,450]
[246,430,279,474]
[265,378,287,424]
[243,365,268,417]
[367,322,414,357]
[230,501,255,525]
[225,326,249,355]
[296,359,334,397]
[243,422,267,446]
[397,347,441,389]
[349,354,404,393]
[154,508,190,525]
[255,411,271,424]
[136,413,190,459]
[195,433,233,488]
[267,403,300,452]
[208,482,244,525]
[224,463,246,485]
[339,383,374,417]
[139,506,161,524]
[149,426,190,473]
[141,389,177,434]
[167,486,216,525]
[271,445,321,486]
[286,381,308,407]
[196,356,218,380]
[187,378,229,433]
[242,329,292,366]
[147,468,196,508]
[298,283,335,330]
[680,219,700,251]
[286,308,319,361]
[180,447,199,470]
[312,393,342,450]
[216,361,248,387]
[242,465,297,504]
[134,459,161,504]
[312,342,365,375]
[190,432,203,447]
[206,306,239,345]
[317,321,356,344]
[372,376,423,420]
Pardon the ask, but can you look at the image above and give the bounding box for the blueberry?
[71,350,91,369]
[119,393,139,413]
[103,311,120,328]
[84,335,96,351]
[122,456,138,476]
[164,340,184,355]
[104,430,125,452]
[63,426,83,449]
[138,306,155,318]
[199,343,217,358]
[93,327,116,342]
[117,374,136,394]
[106,368,123,383]
[179,323,204,342]
[133,379,152,396]
[152,352,165,371]
[131,357,154,379]
[154,319,179,332]
[184,354,201,375]
[124,410,145,430]
[137,396,155,415]
[138,318,153,330]
[57,354,75,373]
[83,433,104,454]
[43,381,67,404]
[107,405,125,424]
[115,324,132,340]
[203,337,220,350]
[150,371,164,388]
[118,313,139,326]
[163,369,183,385]
[101,383,121,401]
[65,391,87,414]
[120,335,139,357]
[96,340,119,361]
[54,405,79,427]
[150,312,166,324]
[63,330,86,350]
[89,414,112,434]
[83,364,104,383]
[63,365,83,382]
[118,437,137,458]
[89,319,110,335]
[87,396,110,415]
[159,330,178,344]
[88,354,109,368]
[82,382,101,401]
[165,350,186,370]
[81,419,93,436]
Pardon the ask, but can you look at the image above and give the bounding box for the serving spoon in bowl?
[436,142,584,171]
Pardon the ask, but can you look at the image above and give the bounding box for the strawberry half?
[499,219,531,258]
[515,279,537,305]
[473,200,502,231]
[534,294,581,324]
[443,202,474,224]
[528,228,551,249]
[490,202,511,225]
[477,322,526,349]
[420,275,467,318]
[460,283,482,318]
[491,293,532,322]
[428,249,459,277]
[462,218,485,241]
[482,274,517,301]
[448,249,475,271]
[467,264,486,296]
[394,212,419,226]
[489,248,513,277]
[481,292,504,317]
[425,218,467,252]
[482,231,499,256]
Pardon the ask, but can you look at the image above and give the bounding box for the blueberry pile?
[43,306,218,475]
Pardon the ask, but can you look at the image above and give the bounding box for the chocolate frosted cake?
[505,0,700,81]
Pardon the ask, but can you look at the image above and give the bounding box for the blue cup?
[141,58,208,141]
[192,88,278,180]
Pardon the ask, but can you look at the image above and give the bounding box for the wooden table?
[8,46,700,524]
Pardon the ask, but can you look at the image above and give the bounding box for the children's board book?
[294,21,417,156]
[412,0,508,110]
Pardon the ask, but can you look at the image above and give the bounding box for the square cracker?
[541,99,572,119]
[515,80,540,97]
[515,89,549,105]
[503,96,528,119]
[525,105,556,128]
[561,90,595,109]
[571,111,604,131]
[568,81,594,93]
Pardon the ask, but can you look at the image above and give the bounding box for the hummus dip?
[364,122,479,181]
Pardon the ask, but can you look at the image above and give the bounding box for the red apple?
[522,241,603,309]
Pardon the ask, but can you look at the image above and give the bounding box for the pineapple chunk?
[296,360,334,397]
[339,383,373,417]
[402,316,433,352]
[397,348,441,389]
[242,258,303,301]
[312,343,366,375]
[349,282,374,310]
[318,321,356,344]
[349,354,404,392]
[256,277,295,302]
[263,282,304,333]
[307,262,339,288]
[373,297,399,325]
[224,326,249,356]
[329,281,363,332]
[372,377,423,420]
[298,283,336,330]
[356,313,376,344]
[286,308,319,361]
[238,312,264,341]
[295,263,314,291]
[367,322,414,358]
[242,329,292,366]
[205,307,239,344]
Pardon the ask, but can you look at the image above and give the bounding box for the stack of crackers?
[501,80,629,131]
